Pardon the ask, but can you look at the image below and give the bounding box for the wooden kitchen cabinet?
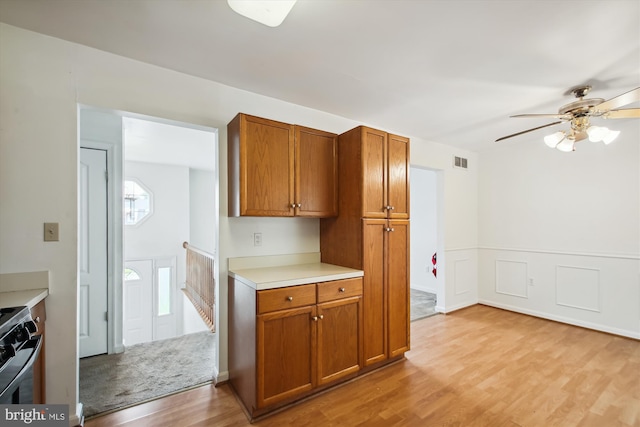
[30,300,46,404]
[229,277,362,419]
[257,305,316,408]
[321,124,410,368]
[336,126,409,219]
[227,113,337,217]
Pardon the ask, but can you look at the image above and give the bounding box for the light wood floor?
[85,305,640,427]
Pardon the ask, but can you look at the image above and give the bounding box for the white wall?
[189,169,216,254]
[0,23,478,424]
[124,161,190,266]
[411,142,479,312]
[478,127,640,338]
[410,167,439,294]
[185,168,217,334]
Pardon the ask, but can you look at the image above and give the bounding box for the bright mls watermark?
[1,405,67,426]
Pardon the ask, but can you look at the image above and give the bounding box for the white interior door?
[79,148,109,358]
[124,259,153,346]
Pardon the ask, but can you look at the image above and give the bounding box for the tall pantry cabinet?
[320,126,410,367]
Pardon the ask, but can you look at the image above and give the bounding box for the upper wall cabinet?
[228,113,337,217]
[337,126,409,219]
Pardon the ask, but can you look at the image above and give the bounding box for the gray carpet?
[79,331,215,418]
[410,288,438,321]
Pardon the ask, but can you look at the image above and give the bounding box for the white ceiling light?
[228,0,297,27]
[587,125,620,145]
[544,131,566,148]
[555,137,575,152]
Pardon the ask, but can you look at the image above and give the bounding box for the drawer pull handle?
[339,287,346,292]
[286,296,293,302]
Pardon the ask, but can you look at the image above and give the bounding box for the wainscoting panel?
[478,247,639,339]
[495,260,528,298]
[454,258,472,295]
[556,265,600,312]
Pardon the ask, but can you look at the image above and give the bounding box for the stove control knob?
[24,320,38,335]
[0,345,16,363]
[14,326,30,343]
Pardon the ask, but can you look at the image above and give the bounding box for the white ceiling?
[123,117,216,171]
[1,0,639,152]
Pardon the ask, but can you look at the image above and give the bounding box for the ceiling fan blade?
[593,87,640,112]
[495,121,562,142]
[604,108,640,119]
[511,113,572,120]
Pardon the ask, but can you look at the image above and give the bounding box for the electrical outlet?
[254,232,262,247]
[44,222,59,241]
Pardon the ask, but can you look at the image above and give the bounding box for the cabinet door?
[295,126,338,217]
[257,305,316,408]
[387,220,410,358]
[387,134,410,219]
[361,128,388,219]
[362,219,387,365]
[317,296,362,386]
[241,115,295,216]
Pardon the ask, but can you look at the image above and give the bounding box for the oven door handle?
[0,335,42,400]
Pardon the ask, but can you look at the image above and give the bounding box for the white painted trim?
[216,370,229,383]
[478,300,640,340]
[479,246,639,260]
[440,300,477,314]
[445,247,477,252]
[80,139,123,356]
[71,402,83,427]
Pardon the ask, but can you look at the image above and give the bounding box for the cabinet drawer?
[317,278,363,303]
[258,284,316,314]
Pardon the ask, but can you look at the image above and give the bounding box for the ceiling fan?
[496,85,640,152]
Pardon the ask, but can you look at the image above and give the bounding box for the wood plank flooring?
[85,305,640,427]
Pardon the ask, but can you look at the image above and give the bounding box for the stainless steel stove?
[0,306,42,404]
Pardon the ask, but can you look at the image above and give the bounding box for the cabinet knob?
[290,203,296,208]
[312,316,318,321]
[385,227,395,232]
[296,203,302,208]
[286,296,293,301]
[339,287,345,292]
[319,314,323,320]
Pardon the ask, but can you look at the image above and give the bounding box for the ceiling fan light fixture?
[602,129,620,145]
[556,138,575,152]
[587,125,608,142]
[227,0,297,27]
[544,131,565,148]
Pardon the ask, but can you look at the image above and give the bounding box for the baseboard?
[478,299,640,340]
[71,402,83,426]
[437,301,476,314]
[216,369,229,383]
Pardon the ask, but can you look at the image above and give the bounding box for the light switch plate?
[44,222,59,241]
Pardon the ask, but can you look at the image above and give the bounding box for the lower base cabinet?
[229,277,363,419]
[31,300,46,404]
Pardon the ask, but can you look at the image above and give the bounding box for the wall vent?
[453,156,468,169]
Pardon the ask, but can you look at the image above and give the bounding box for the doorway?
[409,166,444,321]
[78,107,219,417]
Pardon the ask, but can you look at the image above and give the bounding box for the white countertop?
[0,288,49,308]
[230,262,363,290]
